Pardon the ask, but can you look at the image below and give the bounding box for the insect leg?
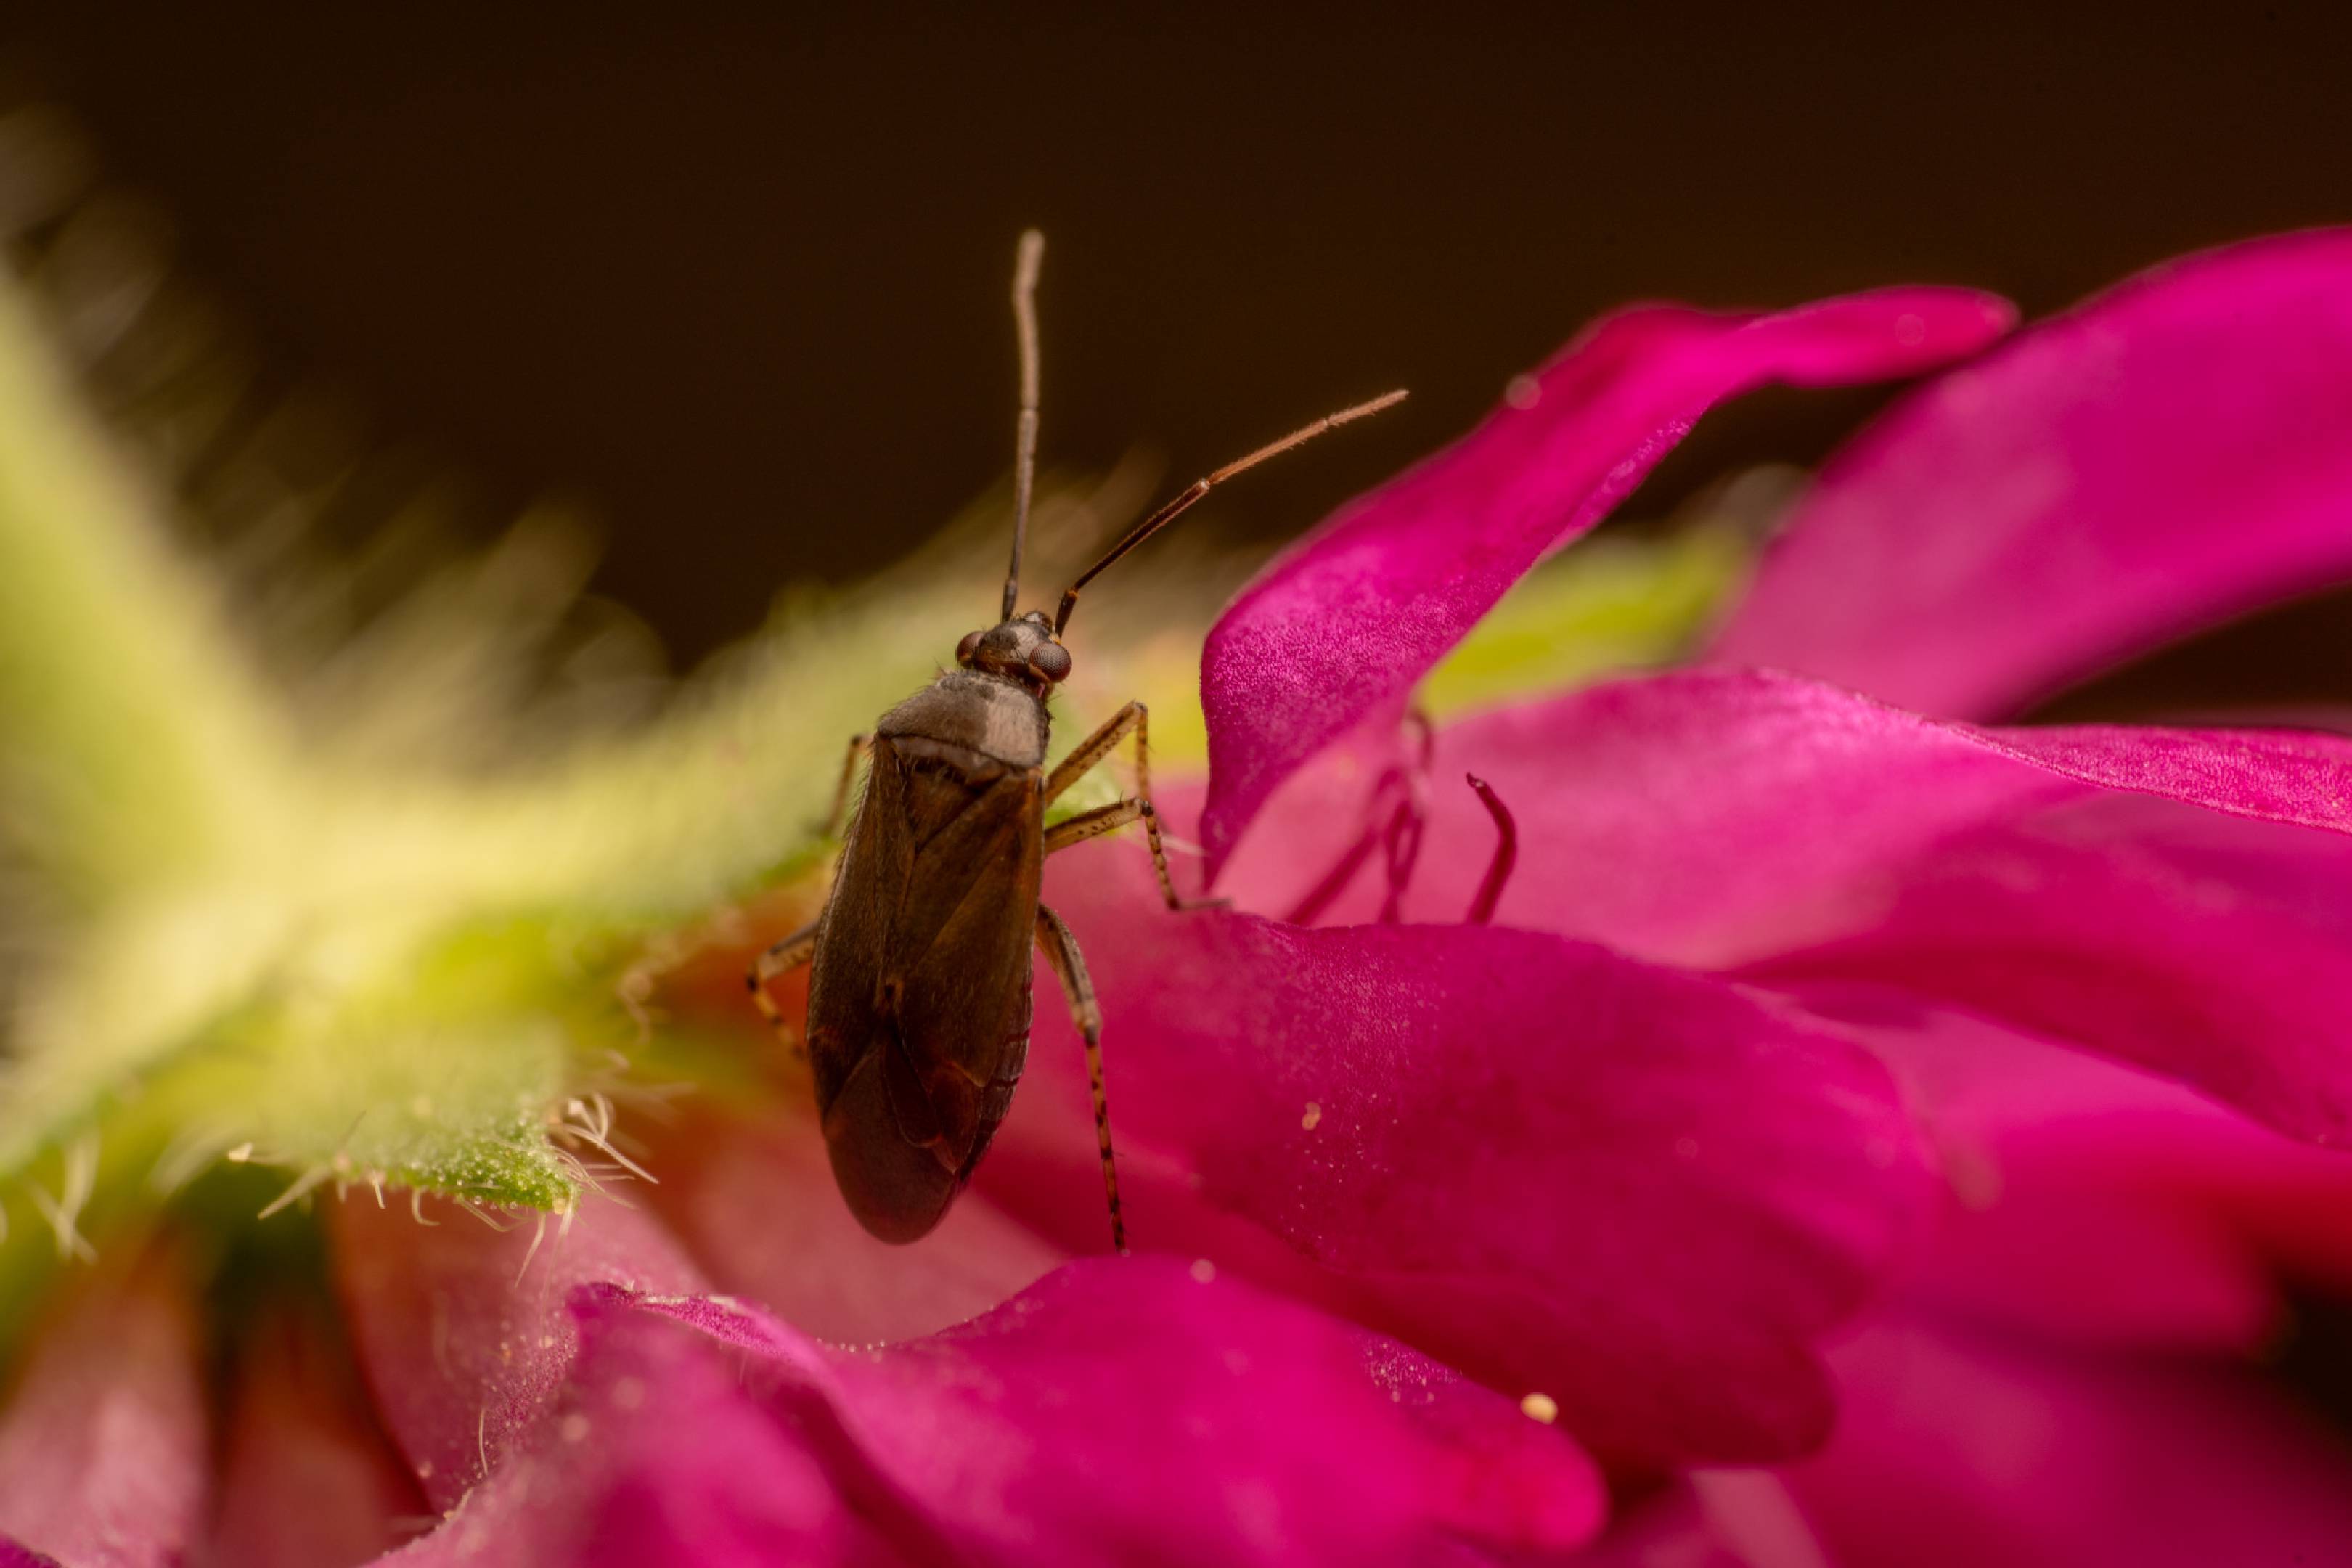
[1044,701,1145,804]
[1042,797,1211,913]
[1034,902,1127,1255]
[822,734,872,838]
[746,920,820,1060]
[1042,701,1222,910]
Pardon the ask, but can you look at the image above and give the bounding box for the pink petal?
[1561,1485,1751,1567]
[639,1098,1064,1347]
[205,1302,427,1568]
[1864,1003,2282,1352]
[328,1191,706,1511]
[1712,229,2352,719]
[1002,850,1934,1469]
[1215,668,2352,1144]
[386,1287,871,1568]
[1225,667,2352,963]
[1784,1314,2352,1567]
[1806,991,2352,1354]
[1745,795,2352,1145]
[625,1258,1606,1565]
[1197,287,2014,875]
[337,1187,1591,1564]
[0,1245,207,1568]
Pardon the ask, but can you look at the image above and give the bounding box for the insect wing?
[807,735,1042,1240]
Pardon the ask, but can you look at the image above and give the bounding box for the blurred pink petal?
[1712,229,2352,719]
[203,1304,426,1568]
[1813,991,2352,1353]
[1562,1485,1753,1567]
[329,1193,705,1511]
[0,1246,206,1568]
[1784,1314,2352,1567]
[641,1098,1063,1346]
[1008,854,1932,1468]
[1198,287,2014,874]
[624,1257,1606,1566]
[1747,796,2352,1145]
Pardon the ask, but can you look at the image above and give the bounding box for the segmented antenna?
[1053,388,1408,636]
[1003,229,1045,621]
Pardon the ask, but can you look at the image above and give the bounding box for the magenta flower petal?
[0,1247,207,1568]
[1012,854,1933,1468]
[1275,668,2352,967]
[1785,1315,2352,1567]
[329,1192,706,1511]
[1559,1485,1747,1567]
[1712,229,2352,719]
[382,1257,1598,1566]
[1747,796,2352,1144]
[1196,286,2014,873]
[622,1257,1606,1565]
[388,1286,869,1568]
[1213,668,2352,1141]
[1828,992,2352,1352]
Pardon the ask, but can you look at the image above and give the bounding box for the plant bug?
[748,232,1403,1252]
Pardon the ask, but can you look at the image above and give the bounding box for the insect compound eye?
[955,631,985,666]
[1027,641,1073,682]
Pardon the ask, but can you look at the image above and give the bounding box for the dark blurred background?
[8,2,2352,668]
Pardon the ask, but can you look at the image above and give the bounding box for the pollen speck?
[1504,374,1543,409]
[225,1143,253,1162]
[1189,1257,1217,1283]
[559,1413,591,1442]
[1520,1392,1560,1424]
[1300,1101,1322,1131]
[613,1376,647,1410]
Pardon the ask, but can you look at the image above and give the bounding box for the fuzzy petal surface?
[1199,287,2013,873]
[621,1258,1605,1567]
[1215,669,2352,1145]
[330,1193,706,1512]
[1011,851,1932,1469]
[1712,229,2352,718]
[1220,668,2352,972]
[385,1285,872,1568]
[335,1179,1598,1564]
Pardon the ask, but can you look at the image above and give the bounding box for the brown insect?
[748,232,1402,1251]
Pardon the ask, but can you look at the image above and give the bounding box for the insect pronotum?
[748,232,1404,1252]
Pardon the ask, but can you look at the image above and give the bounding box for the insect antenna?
[1051,388,1408,636]
[1002,229,1046,622]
